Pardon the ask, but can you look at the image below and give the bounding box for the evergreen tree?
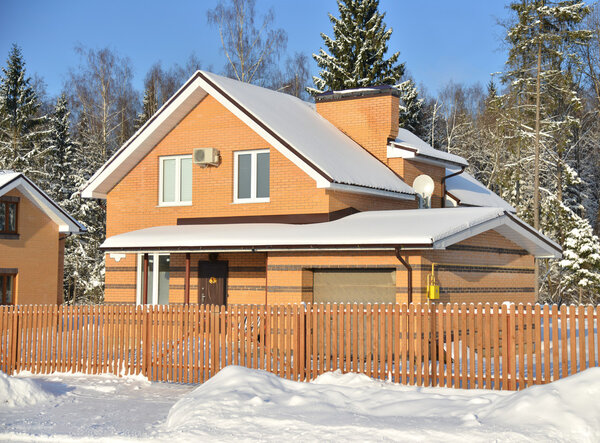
[0,44,46,179]
[43,94,104,303]
[397,79,424,135]
[501,0,591,301]
[134,88,156,130]
[559,211,600,304]
[45,94,76,207]
[310,0,404,94]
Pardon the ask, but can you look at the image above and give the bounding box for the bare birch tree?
[207,0,287,86]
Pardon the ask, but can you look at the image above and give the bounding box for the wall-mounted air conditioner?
[193,148,220,167]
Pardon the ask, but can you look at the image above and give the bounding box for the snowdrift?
[166,366,600,441]
[0,371,52,407]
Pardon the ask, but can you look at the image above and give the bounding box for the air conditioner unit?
[193,148,220,167]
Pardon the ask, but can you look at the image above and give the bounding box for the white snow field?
[1,366,599,442]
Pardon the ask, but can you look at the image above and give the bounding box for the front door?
[198,261,228,305]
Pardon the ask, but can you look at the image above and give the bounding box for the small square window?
[234,150,270,203]
[159,155,193,206]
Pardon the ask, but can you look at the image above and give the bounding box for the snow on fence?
[0,303,597,390]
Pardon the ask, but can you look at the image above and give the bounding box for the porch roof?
[101,208,561,258]
[445,169,516,212]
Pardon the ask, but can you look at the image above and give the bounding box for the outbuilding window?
[159,155,192,205]
[234,149,270,203]
[0,274,15,305]
[0,200,18,234]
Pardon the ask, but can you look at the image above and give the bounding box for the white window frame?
[158,155,193,206]
[233,149,270,203]
[136,253,169,305]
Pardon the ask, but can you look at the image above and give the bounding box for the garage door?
[313,269,396,304]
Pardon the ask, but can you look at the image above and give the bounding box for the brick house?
[81,71,560,306]
[0,171,85,305]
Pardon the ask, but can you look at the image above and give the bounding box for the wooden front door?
[198,261,228,306]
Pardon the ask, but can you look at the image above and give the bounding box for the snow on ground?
[0,367,599,442]
[0,371,53,408]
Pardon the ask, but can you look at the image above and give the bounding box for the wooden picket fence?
[0,303,598,390]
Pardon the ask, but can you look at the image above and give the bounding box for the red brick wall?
[387,158,446,208]
[106,95,332,237]
[420,230,535,305]
[315,93,399,162]
[104,228,535,306]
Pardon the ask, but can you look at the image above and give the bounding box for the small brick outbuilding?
[0,171,85,304]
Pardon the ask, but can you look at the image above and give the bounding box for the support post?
[395,248,413,304]
[185,253,191,304]
[142,253,149,305]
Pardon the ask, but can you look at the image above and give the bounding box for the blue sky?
[0,0,511,98]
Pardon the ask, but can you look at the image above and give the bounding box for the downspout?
[441,166,466,208]
[184,253,191,304]
[395,247,412,304]
[142,253,149,305]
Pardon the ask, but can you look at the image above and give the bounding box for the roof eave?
[325,182,415,201]
[101,243,434,253]
[0,174,85,234]
[387,142,468,168]
[433,211,561,258]
[81,73,209,199]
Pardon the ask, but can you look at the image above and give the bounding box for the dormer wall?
[315,87,399,163]
[387,157,446,208]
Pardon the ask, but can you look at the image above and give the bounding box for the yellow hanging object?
[427,263,440,300]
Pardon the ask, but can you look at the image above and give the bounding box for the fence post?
[9,306,19,374]
[143,306,150,379]
[298,303,305,381]
[507,303,516,390]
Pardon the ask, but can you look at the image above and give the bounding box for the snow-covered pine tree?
[0,44,46,181]
[310,0,404,94]
[502,1,590,223]
[397,79,424,136]
[134,88,156,130]
[63,120,106,304]
[45,94,76,208]
[501,0,591,301]
[43,94,102,303]
[559,211,600,304]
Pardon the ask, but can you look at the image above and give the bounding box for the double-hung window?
[234,149,270,203]
[0,200,18,235]
[159,155,192,205]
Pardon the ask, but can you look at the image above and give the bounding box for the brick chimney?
[315,86,399,162]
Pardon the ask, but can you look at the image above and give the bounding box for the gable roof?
[81,71,415,200]
[101,207,561,259]
[0,171,85,234]
[388,128,469,168]
[445,169,516,212]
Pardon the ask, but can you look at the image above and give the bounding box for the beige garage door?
[313,269,396,304]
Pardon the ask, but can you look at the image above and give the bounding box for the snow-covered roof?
[445,169,516,212]
[388,128,468,167]
[0,170,85,234]
[82,71,415,200]
[101,207,560,258]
